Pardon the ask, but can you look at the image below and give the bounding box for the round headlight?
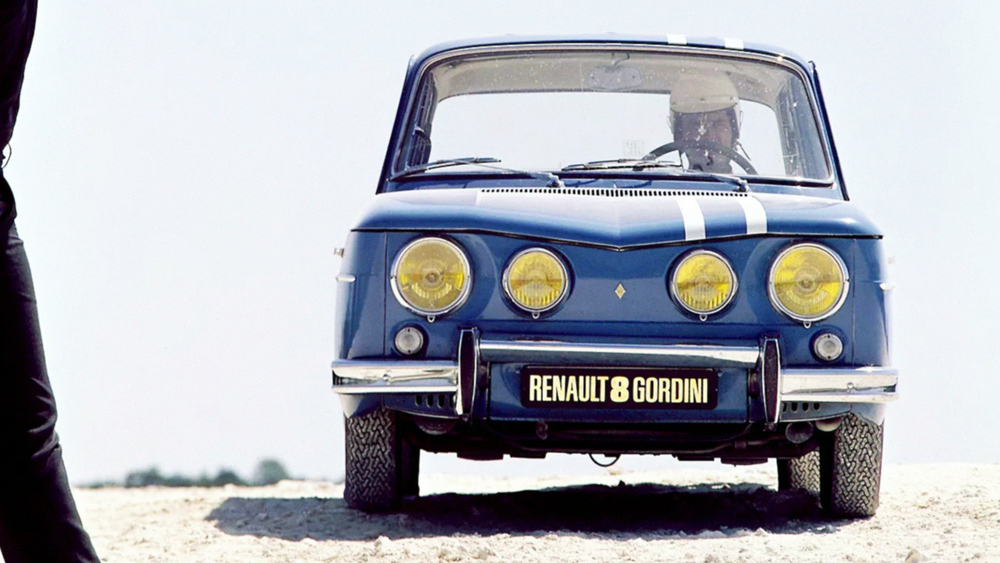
[769,243,848,322]
[670,250,737,316]
[391,237,471,316]
[503,248,569,314]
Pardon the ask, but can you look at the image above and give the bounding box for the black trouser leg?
[0,224,99,563]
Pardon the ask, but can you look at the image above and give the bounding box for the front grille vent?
[415,394,454,409]
[481,187,748,198]
[782,402,823,413]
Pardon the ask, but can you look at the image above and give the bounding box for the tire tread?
[344,408,400,512]
[822,414,883,518]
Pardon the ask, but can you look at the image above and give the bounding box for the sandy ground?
[69,464,999,563]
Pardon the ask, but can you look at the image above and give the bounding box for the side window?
[777,80,831,179]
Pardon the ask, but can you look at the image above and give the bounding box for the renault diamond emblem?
[614,283,626,299]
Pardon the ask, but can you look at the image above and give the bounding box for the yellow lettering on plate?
[552,375,565,402]
[565,376,578,402]
[529,375,542,402]
[578,376,590,401]
[689,378,702,403]
[610,376,629,403]
[596,376,609,402]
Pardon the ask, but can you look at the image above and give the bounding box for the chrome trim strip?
[780,391,897,404]
[738,196,768,235]
[332,360,458,382]
[677,197,706,241]
[331,359,458,395]
[780,367,898,403]
[479,339,759,368]
[336,274,356,283]
[331,378,458,395]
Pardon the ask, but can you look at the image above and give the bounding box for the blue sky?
[6,1,998,483]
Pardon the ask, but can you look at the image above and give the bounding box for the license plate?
[521,366,718,409]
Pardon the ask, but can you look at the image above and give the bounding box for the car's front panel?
[333,220,895,455]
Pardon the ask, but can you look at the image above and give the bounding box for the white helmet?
[670,71,739,115]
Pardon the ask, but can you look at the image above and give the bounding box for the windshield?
[394,46,832,182]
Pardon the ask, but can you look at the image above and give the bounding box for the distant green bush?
[101,458,293,488]
[252,458,291,486]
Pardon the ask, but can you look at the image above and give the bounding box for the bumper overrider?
[331,329,898,423]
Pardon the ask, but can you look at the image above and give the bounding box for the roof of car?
[410,34,811,69]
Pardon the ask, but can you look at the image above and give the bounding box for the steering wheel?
[642,140,757,175]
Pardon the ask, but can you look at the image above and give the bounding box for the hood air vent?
[480,187,749,198]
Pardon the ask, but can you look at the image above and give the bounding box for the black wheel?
[642,140,757,175]
[777,449,820,493]
[819,414,884,518]
[344,407,420,512]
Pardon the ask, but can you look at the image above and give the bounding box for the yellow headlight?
[391,237,471,316]
[671,250,737,316]
[769,243,848,322]
[503,248,569,314]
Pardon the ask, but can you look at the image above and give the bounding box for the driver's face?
[676,109,734,147]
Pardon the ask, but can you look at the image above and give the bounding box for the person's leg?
[0,224,99,563]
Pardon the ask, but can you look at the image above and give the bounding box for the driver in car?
[669,72,742,174]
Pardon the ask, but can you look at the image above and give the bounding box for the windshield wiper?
[672,169,750,192]
[562,159,748,192]
[392,157,501,179]
[393,157,564,187]
[562,158,683,171]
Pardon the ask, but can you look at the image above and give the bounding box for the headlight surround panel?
[670,249,738,317]
[768,242,849,323]
[502,247,570,315]
[390,236,472,317]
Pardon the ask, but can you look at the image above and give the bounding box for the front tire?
[819,414,884,518]
[344,407,420,512]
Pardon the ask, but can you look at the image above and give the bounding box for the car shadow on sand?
[206,480,846,541]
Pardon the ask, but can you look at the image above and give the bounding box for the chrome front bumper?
[332,330,898,419]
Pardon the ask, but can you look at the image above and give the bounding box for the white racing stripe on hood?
[680,195,768,241]
[677,197,706,241]
[738,196,768,235]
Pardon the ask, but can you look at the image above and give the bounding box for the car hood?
[354,187,881,248]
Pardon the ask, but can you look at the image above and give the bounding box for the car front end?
[331,36,897,517]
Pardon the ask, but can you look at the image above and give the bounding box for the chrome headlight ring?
[768,242,849,324]
[390,236,473,320]
[502,247,570,317]
[669,249,738,319]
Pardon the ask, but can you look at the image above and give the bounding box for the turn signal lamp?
[670,250,737,317]
[391,237,471,317]
[812,332,844,362]
[769,243,848,322]
[503,248,569,315]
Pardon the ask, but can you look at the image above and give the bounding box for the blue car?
[332,35,897,518]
